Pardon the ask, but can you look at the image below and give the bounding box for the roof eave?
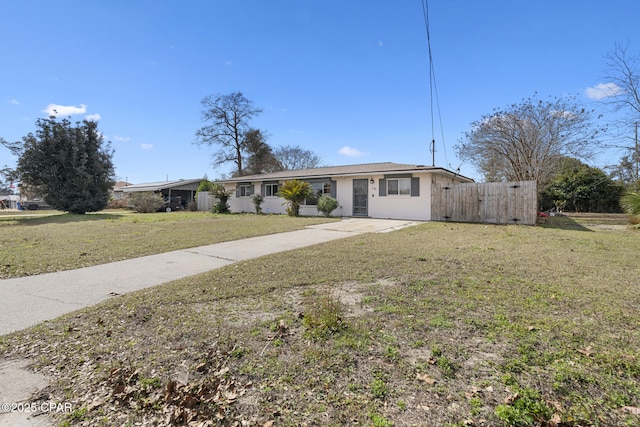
[217,167,473,183]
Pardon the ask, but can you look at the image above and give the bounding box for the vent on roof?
[416,164,426,167]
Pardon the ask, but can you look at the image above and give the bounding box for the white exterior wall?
[260,196,286,215]
[225,182,324,216]
[334,174,432,221]
[371,173,432,221]
[225,172,454,220]
[225,182,254,213]
[334,176,353,217]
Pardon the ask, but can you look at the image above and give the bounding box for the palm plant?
[277,179,313,216]
[620,191,640,225]
[211,184,232,213]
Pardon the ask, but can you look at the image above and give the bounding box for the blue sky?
[1,1,639,184]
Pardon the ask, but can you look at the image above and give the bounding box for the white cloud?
[140,143,153,150]
[338,146,365,157]
[8,99,19,105]
[43,103,87,117]
[85,113,101,121]
[224,60,233,66]
[113,135,131,142]
[551,110,577,119]
[585,82,623,100]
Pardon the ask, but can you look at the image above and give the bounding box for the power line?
[421,0,448,168]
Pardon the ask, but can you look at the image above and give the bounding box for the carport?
[118,179,201,209]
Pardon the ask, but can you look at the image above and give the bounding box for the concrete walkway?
[0,218,418,336]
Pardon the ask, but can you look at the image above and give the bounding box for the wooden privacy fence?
[431,181,537,225]
[196,191,218,211]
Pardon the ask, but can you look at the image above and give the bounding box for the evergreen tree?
[5,117,115,214]
[540,158,624,212]
[241,128,281,175]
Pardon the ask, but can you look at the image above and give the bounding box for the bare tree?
[273,145,323,170]
[456,94,605,183]
[195,92,262,176]
[604,43,640,120]
[603,43,640,184]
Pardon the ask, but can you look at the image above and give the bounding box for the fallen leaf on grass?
[416,373,436,384]
[622,406,640,415]
[577,345,593,357]
[503,393,519,405]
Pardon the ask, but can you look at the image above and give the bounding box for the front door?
[352,179,368,216]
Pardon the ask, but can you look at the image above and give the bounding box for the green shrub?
[127,192,165,213]
[211,184,232,213]
[196,178,216,193]
[317,194,339,217]
[252,194,264,214]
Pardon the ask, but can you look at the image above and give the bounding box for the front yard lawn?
[0,211,337,278]
[1,217,638,426]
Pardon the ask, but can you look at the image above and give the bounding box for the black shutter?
[411,177,420,197]
[379,179,386,196]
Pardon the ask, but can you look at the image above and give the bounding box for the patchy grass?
[0,211,337,278]
[539,212,629,231]
[1,219,639,426]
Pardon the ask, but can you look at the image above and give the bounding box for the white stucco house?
[216,162,473,221]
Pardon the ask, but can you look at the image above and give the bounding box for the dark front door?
[353,179,368,216]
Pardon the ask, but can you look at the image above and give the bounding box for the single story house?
[115,179,201,208]
[216,162,473,221]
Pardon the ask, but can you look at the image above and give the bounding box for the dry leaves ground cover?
[1,214,639,426]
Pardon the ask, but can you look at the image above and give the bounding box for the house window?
[379,176,419,197]
[238,184,253,197]
[387,178,411,196]
[304,181,331,205]
[265,183,279,197]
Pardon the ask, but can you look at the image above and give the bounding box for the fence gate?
[431,181,537,225]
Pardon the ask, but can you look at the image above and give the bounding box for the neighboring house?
[115,179,201,209]
[215,162,473,221]
[0,194,20,210]
[111,181,132,201]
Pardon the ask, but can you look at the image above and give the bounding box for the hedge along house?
[216,162,473,221]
